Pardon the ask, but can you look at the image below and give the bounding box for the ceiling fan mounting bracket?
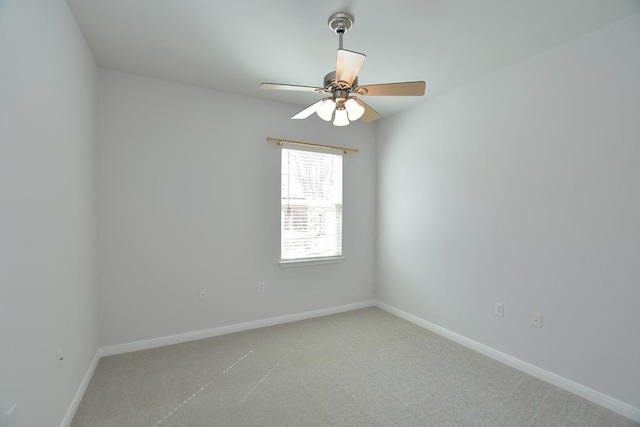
[328,12,354,34]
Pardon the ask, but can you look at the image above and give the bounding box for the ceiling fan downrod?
[328,12,354,50]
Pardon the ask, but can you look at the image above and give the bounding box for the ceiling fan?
[260,12,426,126]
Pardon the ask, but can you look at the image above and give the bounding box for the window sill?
[279,256,345,268]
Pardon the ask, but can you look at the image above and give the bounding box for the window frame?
[279,146,345,266]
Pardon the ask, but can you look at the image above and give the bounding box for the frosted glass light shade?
[345,98,365,121]
[316,99,336,121]
[333,107,349,126]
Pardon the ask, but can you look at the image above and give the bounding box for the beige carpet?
[71,307,638,426]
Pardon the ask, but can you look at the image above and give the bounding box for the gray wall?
[97,70,377,347]
[0,0,99,426]
[376,14,640,408]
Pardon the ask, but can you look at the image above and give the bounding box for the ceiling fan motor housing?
[323,71,358,92]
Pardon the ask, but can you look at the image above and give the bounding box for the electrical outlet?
[494,302,504,317]
[258,282,265,293]
[199,288,207,301]
[531,312,542,328]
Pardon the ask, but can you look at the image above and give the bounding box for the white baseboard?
[99,300,376,357]
[59,350,100,427]
[375,301,640,423]
[62,300,375,424]
[64,300,638,425]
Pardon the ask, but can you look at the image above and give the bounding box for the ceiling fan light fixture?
[317,99,336,121]
[345,97,365,121]
[333,106,350,126]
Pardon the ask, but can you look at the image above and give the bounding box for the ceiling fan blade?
[336,49,366,87]
[356,81,426,96]
[352,97,381,123]
[260,83,326,93]
[291,99,327,119]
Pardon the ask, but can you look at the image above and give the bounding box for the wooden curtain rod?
[267,137,359,154]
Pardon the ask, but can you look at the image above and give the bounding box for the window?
[281,148,343,262]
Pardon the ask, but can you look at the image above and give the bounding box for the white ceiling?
[67,0,639,119]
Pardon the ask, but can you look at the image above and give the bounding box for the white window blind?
[281,148,343,261]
